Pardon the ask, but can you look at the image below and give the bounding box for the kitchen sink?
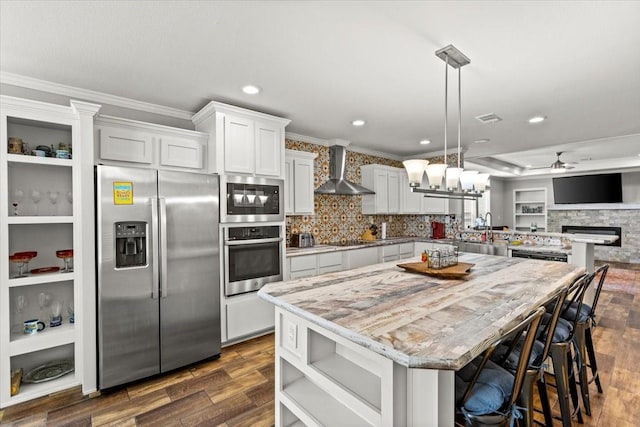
[454,241,508,257]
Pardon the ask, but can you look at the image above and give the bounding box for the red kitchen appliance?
[431,221,445,239]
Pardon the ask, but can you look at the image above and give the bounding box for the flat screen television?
[552,173,623,204]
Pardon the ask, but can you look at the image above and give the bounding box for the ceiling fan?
[527,151,577,172]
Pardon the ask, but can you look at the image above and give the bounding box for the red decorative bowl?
[56,249,73,259]
[9,254,32,263]
[14,251,37,258]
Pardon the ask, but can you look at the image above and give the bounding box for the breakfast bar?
[259,253,584,426]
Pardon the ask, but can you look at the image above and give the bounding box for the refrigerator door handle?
[151,197,160,299]
[160,197,168,299]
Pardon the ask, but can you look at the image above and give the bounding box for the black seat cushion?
[491,338,545,371]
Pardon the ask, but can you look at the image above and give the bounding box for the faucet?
[484,212,493,243]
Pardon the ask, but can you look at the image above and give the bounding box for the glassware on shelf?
[13,295,27,334]
[38,292,52,320]
[67,301,75,324]
[11,189,24,216]
[9,253,35,278]
[56,249,74,272]
[66,191,73,204]
[50,301,63,327]
[48,190,59,215]
[30,189,42,215]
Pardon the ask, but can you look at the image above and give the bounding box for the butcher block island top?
[259,253,584,370]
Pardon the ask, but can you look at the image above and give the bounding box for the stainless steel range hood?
[315,145,374,195]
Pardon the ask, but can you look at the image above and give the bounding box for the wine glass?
[66,191,73,215]
[38,292,51,320]
[30,189,41,215]
[9,254,31,278]
[11,189,24,216]
[48,190,59,215]
[56,249,74,272]
[14,295,27,334]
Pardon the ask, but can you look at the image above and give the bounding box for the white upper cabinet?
[223,115,254,174]
[192,101,291,177]
[285,150,317,215]
[400,173,422,214]
[420,174,449,214]
[255,121,282,176]
[95,116,208,171]
[361,164,401,214]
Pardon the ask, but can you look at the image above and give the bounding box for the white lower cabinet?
[275,308,401,426]
[286,251,345,280]
[379,242,414,263]
[316,252,343,275]
[344,247,378,270]
[225,292,275,342]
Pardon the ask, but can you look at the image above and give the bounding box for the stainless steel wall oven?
[223,225,283,297]
[221,175,284,223]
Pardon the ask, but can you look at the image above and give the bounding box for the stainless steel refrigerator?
[96,165,220,389]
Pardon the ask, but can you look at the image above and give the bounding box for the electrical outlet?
[287,323,297,348]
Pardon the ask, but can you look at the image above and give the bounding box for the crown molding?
[1,72,194,120]
[347,144,404,161]
[284,132,330,146]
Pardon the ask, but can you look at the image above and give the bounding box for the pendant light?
[403,44,488,200]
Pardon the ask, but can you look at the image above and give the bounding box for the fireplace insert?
[562,225,621,247]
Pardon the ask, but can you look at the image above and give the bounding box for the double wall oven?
[221,176,284,297]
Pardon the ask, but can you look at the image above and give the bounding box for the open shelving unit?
[0,96,100,408]
[513,187,548,232]
[274,307,400,427]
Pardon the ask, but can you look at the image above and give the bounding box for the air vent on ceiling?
[475,113,503,124]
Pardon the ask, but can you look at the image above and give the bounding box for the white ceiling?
[1,1,639,177]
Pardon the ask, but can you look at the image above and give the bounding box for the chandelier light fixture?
[403,45,489,200]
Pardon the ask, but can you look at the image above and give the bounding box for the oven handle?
[224,237,283,246]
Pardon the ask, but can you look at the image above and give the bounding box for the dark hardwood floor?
[1,263,638,426]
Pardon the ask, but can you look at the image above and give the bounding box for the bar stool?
[544,272,595,427]
[491,286,570,427]
[562,264,609,416]
[455,307,545,427]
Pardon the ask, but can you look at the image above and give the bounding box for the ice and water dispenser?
[115,221,147,268]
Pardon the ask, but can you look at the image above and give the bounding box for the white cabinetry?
[344,247,379,270]
[400,173,422,214]
[192,101,291,177]
[0,96,100,408]
[513,188,547,232]
[95,116,208,171]
[419,175,449,214]
[286,252,344,280]
[226,292,275,342]
[285,150,317,215]
[275,308,400,426]
[380,242,414,263]
[361,165,400,214]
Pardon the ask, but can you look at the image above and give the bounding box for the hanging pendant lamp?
[403,44,488,200]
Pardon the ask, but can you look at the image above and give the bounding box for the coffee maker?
[431,221,445,239]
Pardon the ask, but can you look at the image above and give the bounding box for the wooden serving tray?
[397,262,475,279]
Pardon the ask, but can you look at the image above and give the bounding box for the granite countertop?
[259,253,583,370]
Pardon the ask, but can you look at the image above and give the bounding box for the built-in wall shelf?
[513,188,547,232]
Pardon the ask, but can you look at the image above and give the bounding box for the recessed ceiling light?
[419,139,431,145]
[351,119,366,127]
[242,85,261,95]
[528,116,546,124]
[474,139,490,144]
[525,164,532,168]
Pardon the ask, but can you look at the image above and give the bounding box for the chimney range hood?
[315,145,374,195]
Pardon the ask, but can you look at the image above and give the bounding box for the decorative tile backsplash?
[285,139,461,244]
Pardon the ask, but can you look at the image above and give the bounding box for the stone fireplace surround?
[548,208,639,264]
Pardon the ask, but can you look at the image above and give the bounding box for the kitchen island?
[259,253,584,426]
